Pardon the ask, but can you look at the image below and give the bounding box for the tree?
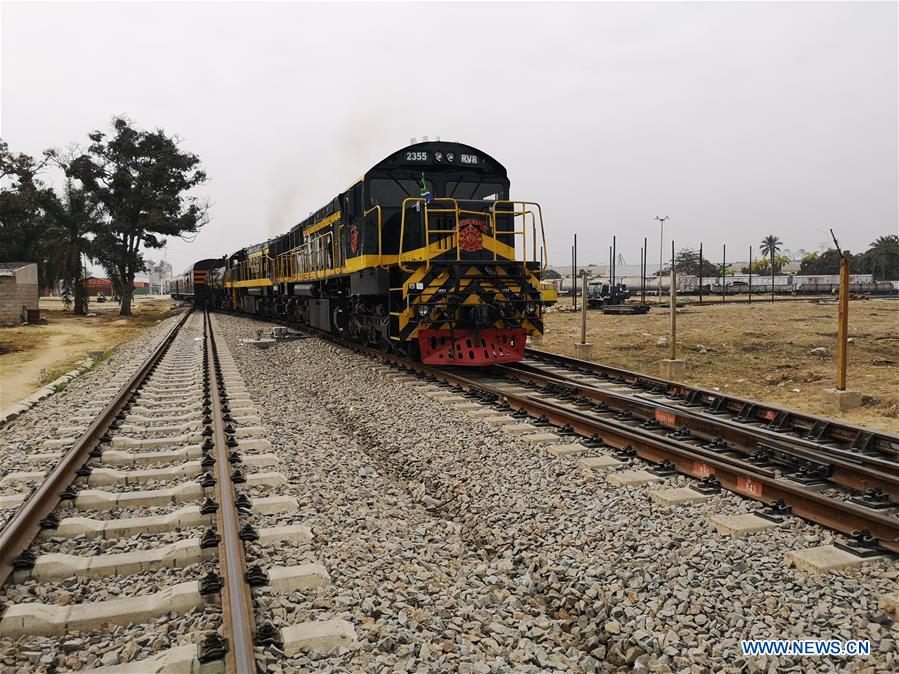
[543,268,561,280]
[800,251,819,269]
[671,247,718,277]
[0,141,59,288]
[760,234,782,300]
[799,248,847,275]
[43,181,100,314]
[742,254,789,275]
[863,235,899,280]
[65,118,208,315]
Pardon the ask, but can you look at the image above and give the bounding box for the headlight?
[525,301,538,315]
[416,304,431,317]
[434,151,443,162]
[446,152,455,162]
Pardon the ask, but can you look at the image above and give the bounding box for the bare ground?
[539,297,899,435]
[0,297,174,408]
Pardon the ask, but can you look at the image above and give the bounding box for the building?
[147,260,173,295]
[0,262,39,324]
[84,276,114,297]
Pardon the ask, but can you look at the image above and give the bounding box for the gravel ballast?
[215,313,896,674]
[2,308,894,674]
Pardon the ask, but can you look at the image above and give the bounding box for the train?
[170,141,555,365]
[549,273,896,297]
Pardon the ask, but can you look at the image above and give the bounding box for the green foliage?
[671,247,719,277]
[43,181,100,314]
[64,117,209,315]
[759,234,782,261]
[543,268,561,280]
[799,248,844,274]
[3,121,208,315]
[743,253,789,275]
[795,239,899,278]
[0,141,60,288]
[858,235,899,280]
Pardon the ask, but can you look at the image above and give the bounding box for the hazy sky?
[2,1,896,274]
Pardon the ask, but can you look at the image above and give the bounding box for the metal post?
[721,244,726,303]
[573,234,578,309]
[655,216,669,299]
[609,245,613,291]
[640,244,646,304]
[748,245,753,304]
[659,225,663,298]
[643,237,648,304]
[570,245,575,308]
[837,254,850,390]
[612,235,617,291]
[670,240,677,360]
[698,242,703,304]
[580,270,588,345]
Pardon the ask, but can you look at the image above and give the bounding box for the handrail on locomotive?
[397,197,546,273]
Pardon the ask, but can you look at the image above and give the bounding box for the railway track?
[264,323,899,558]
[0,310,355,672]
[523,347,899,460]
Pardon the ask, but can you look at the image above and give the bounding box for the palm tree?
[867,235,898,280]
[44,181,99,315]
[760,235,782,301]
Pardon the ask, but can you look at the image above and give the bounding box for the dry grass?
[540,297,899,434]
[0,297,175,407]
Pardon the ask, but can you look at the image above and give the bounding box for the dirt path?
[0,298,173,408]
[540,297,899,434]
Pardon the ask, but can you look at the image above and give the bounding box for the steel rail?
[0,309,193,588]
[196,311,899,554]
[524,347,899,456]
[416,367,899,554]
[205,311,257,673]
[494,362,899,499]
[319,339,899,555]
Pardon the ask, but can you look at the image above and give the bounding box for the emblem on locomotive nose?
[349,225,360,254]
[458,218,487,253]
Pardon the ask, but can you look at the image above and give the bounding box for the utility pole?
[655,216,669,299]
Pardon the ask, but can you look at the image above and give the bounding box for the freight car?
[175,141,554,365]
[707,276,896,295]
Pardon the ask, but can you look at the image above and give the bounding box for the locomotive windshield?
[368,177,507,206]
[369,178,421,206]
[445,181,505,201]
